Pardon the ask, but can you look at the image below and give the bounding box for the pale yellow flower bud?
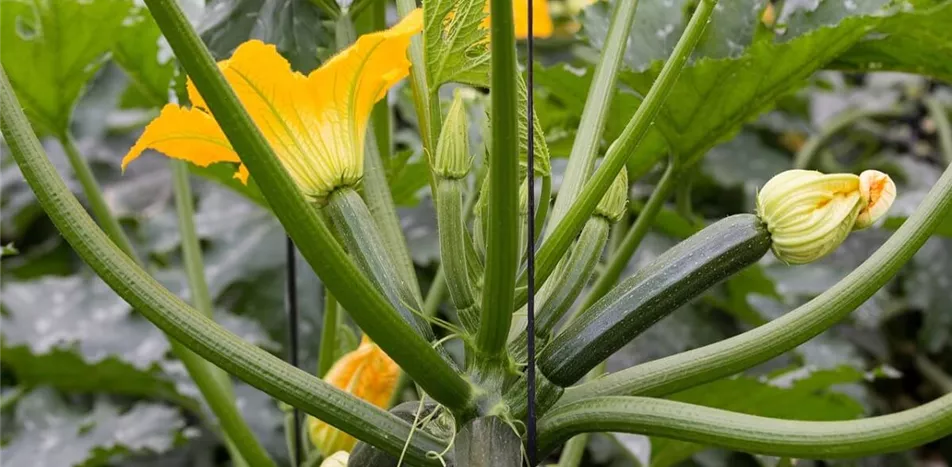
[854,170,897,230]
[320,451,349,467]
[434,91,472,180]
[594,169,629,223]
[757,169,896,264]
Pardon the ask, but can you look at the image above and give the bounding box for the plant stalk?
[581,163,677,310]
[318,290,340,377]
[476,0,520,359]
[1,69,449,462]
[527,0,717,295]
[141,0,475,415]
[545,0,641,233]
[537,394,952,459]
[58,134,136,259]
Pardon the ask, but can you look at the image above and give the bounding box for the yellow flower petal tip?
[320,451,349,467]
[307,335,399,456]
[480,0,554,39]
[854,170,897,230]
[757,169,894,265]
[123,10,423,202]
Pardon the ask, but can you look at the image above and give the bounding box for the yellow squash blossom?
[757,169,896,264]
[122,9,424,202]
[477,0,554,38]
[308,335,399,456]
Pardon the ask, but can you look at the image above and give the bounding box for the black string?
[525,0,538,464]
[285,236,302,465]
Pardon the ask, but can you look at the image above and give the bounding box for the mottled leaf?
[0,388,184,467]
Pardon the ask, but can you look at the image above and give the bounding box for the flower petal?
[514,0,554,38]
[122,104,242,174]
[305,9,423,198]
[187,40,336,197]
[854,170,897,230]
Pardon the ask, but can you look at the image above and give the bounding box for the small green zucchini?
[538,214,772,387]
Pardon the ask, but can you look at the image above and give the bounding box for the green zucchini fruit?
[538,214,771,387]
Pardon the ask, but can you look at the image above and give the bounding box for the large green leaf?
[112,5,176,108]
[0,0,133,135]
[582,0,947,176]
[831,1,952,81]
[648,366,868,467]
[199,0,330,73]
[0,388,184,467]
[0,275,177,398]
[424,0,490,89]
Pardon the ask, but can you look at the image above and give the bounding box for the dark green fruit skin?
[538,214,771,387]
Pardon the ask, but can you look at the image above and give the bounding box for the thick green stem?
[561,157,952,404]
[5,70,278,467]
[546,0,641,233]
[0,68,447,463]
[793,105,907,169]
[925,97,952,166]
[538,394,952,459]
[142,0,474,414]
[318,291,339,377]
[528,0,716,294]
[476,0,520,358]
[581,164,677,310]
[58,134,136,259]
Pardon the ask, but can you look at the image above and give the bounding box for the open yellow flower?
[122,9,424,202]
[478,0,553,38]
[307,335,399,456]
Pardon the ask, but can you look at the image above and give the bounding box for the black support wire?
[525,0,538,464]
[285,236,302,464]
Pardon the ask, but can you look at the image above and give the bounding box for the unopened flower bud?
[757,169,896,264]
[594,169,629,223]
[434,92,472,179]
[854,170,897,230]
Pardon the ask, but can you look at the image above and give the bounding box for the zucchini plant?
[2,0,952,466]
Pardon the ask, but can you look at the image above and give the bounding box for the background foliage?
[1,0,951,465]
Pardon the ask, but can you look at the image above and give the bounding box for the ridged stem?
[562,156,952,403]
[142,0,474,415]
[581,164,677,310]
[528,0,716,294]
[477,0,520,359]
[1,66,447,465]
[538,394,952,459]
[546,0,642,233]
